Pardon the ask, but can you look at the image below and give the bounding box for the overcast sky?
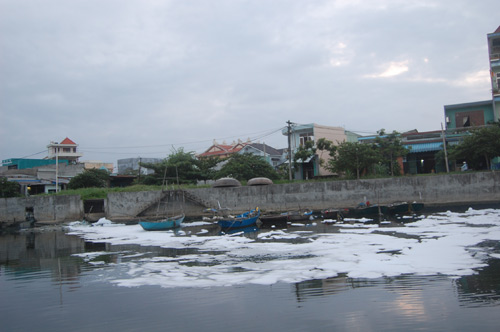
[1,0,499,169]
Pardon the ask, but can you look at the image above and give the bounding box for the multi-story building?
[46,137,83,164]
[488,26,500,121]
[282,123,359,180]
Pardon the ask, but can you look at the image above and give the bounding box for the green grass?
[49,170,493,201]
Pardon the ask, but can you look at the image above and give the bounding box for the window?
[462,116,470,127]
[299,133,314,146]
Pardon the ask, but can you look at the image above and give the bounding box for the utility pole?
[287,120,293,181]
[138,157,142,181]
[55,146,59,193]
[441,123,450,173]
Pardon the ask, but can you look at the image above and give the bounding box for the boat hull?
[260,214,288,228]
[139,214,185,231]
[218,209,260,229]
[343,205,389,219]
[388,202,425,216]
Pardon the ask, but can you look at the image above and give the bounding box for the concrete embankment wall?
[0,195,82,225]
[1,172,500,224]
[186,171,500,214]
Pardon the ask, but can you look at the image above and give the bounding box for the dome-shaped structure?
[247,177,273,186]
[212,177,242,188]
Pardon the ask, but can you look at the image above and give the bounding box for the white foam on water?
[66,208,500,288]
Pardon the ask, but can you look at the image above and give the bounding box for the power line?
[17,150,47,159]
[81,126,286,150]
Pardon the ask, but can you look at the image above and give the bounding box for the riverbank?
[1,171,500,225]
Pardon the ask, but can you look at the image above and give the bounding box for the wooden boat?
[284,210,314,222]
[342,205,389,219]
[247,177,273,186]
[388,202,425,216]
[218,208,260,229]
[138,167,186,231]
[139,214,185,231]
[259,213,289,228]
[321,208,344,221]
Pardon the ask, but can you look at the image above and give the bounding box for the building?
[117,157,162,175]
[444,100,496,129]
[83,161,114,173]
[488,25,500,121]
[197,140,247,159]
[2,137,115,194]
[282,123,360,180]
[438,25,500,171]
[237,143,286,168]
[1,158,68,170]
[46,137,83,164]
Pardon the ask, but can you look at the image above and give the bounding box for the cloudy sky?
[1,0,499,168]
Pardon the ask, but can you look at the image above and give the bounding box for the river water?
[1,207,500,331]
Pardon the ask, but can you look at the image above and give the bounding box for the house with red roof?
[197,140,248,159]
[46,137,83,164]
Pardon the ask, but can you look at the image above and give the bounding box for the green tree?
[195,156,220,181]
[68,169,110,189]
[216,153,279,181]
[374,129,409,176]
[293,138,337,175]
[0,177,22,198]
[327,142,379,179]
[450,124,500,170]
[140,148,202,185]
[293,140,316,169]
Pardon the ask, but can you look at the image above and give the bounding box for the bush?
[0,177,22,198]
[68,169,110,189]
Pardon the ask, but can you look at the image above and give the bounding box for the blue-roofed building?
[1,158,68,170]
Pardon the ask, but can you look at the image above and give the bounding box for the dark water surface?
[1,224,499,332]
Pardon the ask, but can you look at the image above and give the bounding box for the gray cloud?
[1,0,498,167]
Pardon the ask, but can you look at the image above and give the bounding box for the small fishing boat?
[321,208,344,221]
[138,167,186,231]
[139,214,185,231]
[259,213,289,228]
[388,202,425,216]
[218,208,260,229]
[343,205,389,219]
[284,209,314,222]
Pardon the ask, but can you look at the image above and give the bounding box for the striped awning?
[405,142,443,153]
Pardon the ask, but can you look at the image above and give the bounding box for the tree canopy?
[0,177,22,198]
[139,148,203,186]
[326,141,380,179]
[216,153,280,181]
[68,169,110,189]
[374,129,409,176]
[449,124,500,170]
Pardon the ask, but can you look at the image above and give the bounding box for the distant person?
[461,162,468,172]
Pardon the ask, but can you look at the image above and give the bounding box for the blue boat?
[218,208,260,229]
[139,214,185,231]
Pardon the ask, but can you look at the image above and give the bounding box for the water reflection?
[2,226,500,312]
[456,258,500,307]
[0,230,86,292]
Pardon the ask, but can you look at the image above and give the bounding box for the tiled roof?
[60,137,76,145]
[198,143,246,157]
[246,143,281,156]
